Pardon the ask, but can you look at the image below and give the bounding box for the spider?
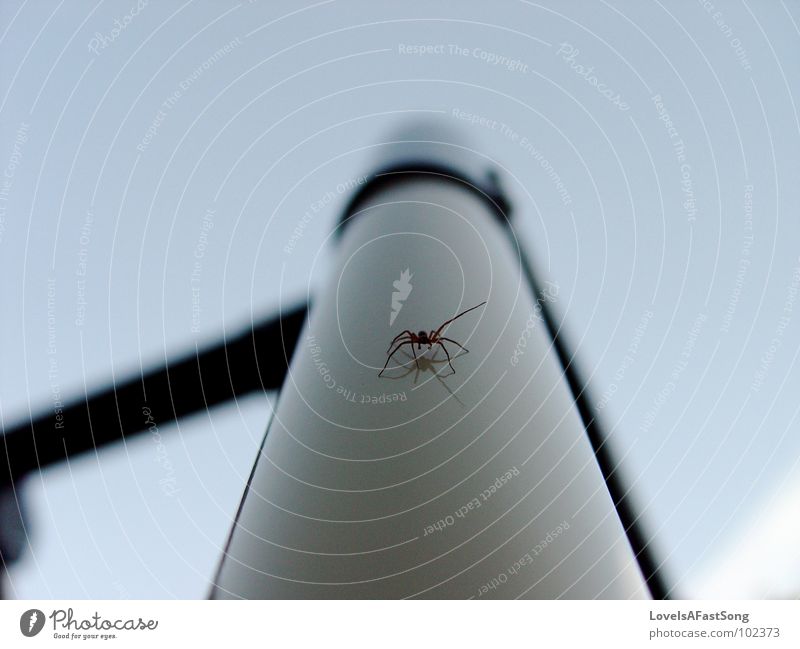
[378,301,487,377]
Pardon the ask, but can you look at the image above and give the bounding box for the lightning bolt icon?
[390,268,413,325]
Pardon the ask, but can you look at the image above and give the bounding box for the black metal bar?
[1,303,308,487]
[513,242,670,600]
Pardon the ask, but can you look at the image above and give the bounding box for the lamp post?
[211,129,650,599]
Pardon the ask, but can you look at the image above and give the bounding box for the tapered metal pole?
[211,137,649,598]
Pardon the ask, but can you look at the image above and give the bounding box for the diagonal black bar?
[1,303,308,487]
[513,243,670,600]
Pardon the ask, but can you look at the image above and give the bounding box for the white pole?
[212,158,648,599]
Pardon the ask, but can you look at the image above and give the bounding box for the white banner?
[1,600,797,648]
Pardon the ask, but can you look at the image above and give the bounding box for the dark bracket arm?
[1,303,308,487]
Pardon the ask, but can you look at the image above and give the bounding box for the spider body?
[379,301,487,376]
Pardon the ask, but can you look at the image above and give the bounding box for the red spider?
[379,301,487,376]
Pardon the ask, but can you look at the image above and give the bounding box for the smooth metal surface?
[212,177,648,598]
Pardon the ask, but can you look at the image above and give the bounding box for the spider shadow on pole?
[377,347,468,406]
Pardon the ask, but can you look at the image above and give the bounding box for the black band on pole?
[337,162,512,237]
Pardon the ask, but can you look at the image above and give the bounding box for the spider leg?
[387,330,413,353]
[379,340,414,376]
[438,336,469,353]
[436,341,456,375]
[433,300,487,338]
[411,342,419,368]
[387,333,412,354]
